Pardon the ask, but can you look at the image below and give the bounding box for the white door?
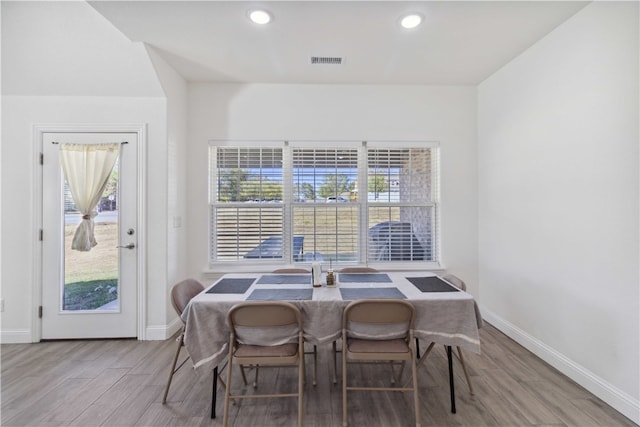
[42,132,138,339]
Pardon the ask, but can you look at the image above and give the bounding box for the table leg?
[447,346,456,414]
[211,366,218,419]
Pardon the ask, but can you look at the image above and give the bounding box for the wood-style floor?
[1,323,636,427]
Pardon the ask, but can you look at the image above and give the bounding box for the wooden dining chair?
[342,299,420,427]
[223,301,305,427]
[162,278,239,419]
[162,278,205,403]
[330,267,380,383]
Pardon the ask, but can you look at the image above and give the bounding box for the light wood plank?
[43,367,130,424]
[1,323,635,427]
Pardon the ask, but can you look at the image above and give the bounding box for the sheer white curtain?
[59,143,120,252]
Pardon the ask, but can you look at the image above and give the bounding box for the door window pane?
[63,160,119,311]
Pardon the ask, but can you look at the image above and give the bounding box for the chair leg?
[253,364,259,388]
[223,358,234,427]
[411,338,422,427]
[162,332,184,404]
[332,340,338,384]
[397,360,406,383]
[240,364,248,385]
[216,376,236,405]
[342,339,348,427]
[303,344,318,386]
[456,346,475,395]
[313,345,318,386]
[216,375,228,393]
[298,344,305,427]
[404,341,434,389]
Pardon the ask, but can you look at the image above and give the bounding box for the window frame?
[208,140,440,272]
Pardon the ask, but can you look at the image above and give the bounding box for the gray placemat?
[338,273,392,283]
[247,288,313,301]
[256,274,310,285]
[406,276,459,292]
[339,287,406,300]
[206,278,255,294]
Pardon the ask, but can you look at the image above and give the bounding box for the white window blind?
[209,142,439,267]
[367,147,437,262]
[210,147,284,261]
[292,148,359,262]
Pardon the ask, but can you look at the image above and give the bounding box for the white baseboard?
[1,320,183,343]
[0,329,33,344]
[144,317,182,341]
[481,307,640,425]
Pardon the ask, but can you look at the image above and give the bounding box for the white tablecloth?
[181,272,482,372]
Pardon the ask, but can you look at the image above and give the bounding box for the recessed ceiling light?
[400,14,422,29]
[248,9,271,25]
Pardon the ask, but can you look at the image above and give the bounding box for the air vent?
[310,56,343,65]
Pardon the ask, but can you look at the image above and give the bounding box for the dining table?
[181,271,483,417]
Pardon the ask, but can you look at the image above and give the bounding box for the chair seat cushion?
[234,342,298,358]
[347,320,410,341]
[347,338,409,354]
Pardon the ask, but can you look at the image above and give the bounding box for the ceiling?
[89,1,588,85]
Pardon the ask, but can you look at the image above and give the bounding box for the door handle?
[117,243,135,249]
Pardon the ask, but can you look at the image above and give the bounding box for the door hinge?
[39,153,43,165]
[38,305,43,318]
[39,229,43,241]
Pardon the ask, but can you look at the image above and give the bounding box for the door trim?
[33,123,148,341]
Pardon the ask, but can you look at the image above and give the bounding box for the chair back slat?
[345,299,414,325]
[272,268,310,274]
[339,267,378,273]
[442,273,467,292]
[171,278,205,316]
[230,302,300,327]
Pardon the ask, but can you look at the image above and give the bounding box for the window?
[211,146,284,261]
[292,147,359,262]
[209,141,439,268]
[367,147,436,262]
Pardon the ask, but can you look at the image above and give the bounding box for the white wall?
[0,1,173,341]
[1,1,163,97]
[187,83,478,291]
[478,2,639,422]
[146,46,189,334]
